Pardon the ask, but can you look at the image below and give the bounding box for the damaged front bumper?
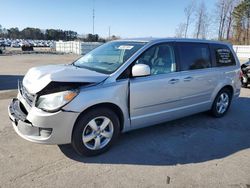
[8,92,80,145]
[9,98,41,137]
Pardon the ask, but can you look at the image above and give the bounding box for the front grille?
[19,82,35,106]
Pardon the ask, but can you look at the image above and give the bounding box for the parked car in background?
[8,38,241,156]
[241,59,250,88]
[21,45,34,51]
[11,42,21,48]
[0,38,55,48]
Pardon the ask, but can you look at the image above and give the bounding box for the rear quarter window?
[211,44,236,67]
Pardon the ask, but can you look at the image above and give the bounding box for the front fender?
[63,80,131,132]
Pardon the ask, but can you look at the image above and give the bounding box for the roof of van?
[119,37,232,46]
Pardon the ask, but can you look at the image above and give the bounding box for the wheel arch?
[220,85,234,97]
[212,84,234,100]
[73,102,125,132]
[210,84,235,109]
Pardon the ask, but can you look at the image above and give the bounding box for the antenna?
[92,0,95,35]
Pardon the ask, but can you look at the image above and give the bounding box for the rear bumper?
[8,96,79,145]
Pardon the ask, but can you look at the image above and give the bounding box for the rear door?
[177,42,219,109]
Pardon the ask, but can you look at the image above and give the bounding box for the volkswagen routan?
[8,38,241,156]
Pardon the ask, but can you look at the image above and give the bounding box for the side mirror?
[132,64,150,77]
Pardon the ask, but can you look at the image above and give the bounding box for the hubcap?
[216,92,229,114]
[82,116,114,150]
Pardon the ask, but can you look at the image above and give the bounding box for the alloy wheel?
[216,92,229,114]
[82,116,114,150]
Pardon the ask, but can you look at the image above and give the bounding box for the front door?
[129,43,181,129]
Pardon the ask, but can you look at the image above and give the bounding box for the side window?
[178,43,211,71]
[212,44,236,67]
[135,43,176,75]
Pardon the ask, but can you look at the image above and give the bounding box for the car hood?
[22,64,108,94]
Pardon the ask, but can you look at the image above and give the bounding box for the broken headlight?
[36,90,78,112]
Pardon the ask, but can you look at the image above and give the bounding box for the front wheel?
[72,108,120,156]
[210,88,232,118]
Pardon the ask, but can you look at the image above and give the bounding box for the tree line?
[176,0,250,45]
[0,25,119,42]
[0,26,78,41]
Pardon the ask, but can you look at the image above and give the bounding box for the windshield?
[73,41,147,74]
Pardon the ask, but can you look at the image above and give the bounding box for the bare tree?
[216,0,239,40]
[217,0,229,40]
[225,1,234,40]
[175,23,186,38]
[214,0,241,41]
[184,0,196,38]
[194,1,209,39]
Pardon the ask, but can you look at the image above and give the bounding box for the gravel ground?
[1,47,62,56]
[0,54,250,188]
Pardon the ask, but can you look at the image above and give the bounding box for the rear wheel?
[72,107,120,156]
[210,88,232,118]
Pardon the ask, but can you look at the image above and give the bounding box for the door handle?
[168,78,179,84]
[183,76,193,82]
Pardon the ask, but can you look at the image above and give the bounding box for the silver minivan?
[8,38,241,156]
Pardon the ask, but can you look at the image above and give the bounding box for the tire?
[72,107,120,156]
[210,88,232,118]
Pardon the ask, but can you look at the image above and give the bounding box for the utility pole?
[108,26,111,40]
[92,0,95,35]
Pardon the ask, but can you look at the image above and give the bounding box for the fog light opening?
[39,128,52,138]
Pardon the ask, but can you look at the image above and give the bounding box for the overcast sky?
[0,0,217,38]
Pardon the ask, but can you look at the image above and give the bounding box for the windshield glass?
[73,41,147,74]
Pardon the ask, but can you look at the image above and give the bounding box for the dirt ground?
[0,54,250,188]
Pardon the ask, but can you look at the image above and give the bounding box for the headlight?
[36,90,78,112]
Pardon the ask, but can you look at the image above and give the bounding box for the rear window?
[178,43,211,71]
[211,44,236,67]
